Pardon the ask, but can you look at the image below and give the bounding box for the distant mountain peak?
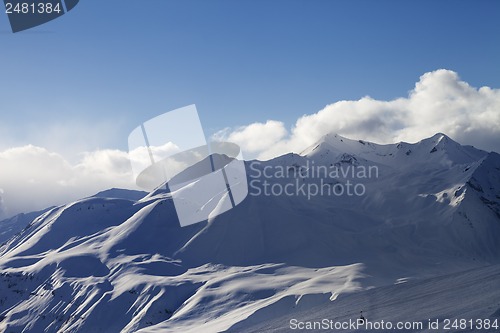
[419,132,452,146]
[299,132,487,169]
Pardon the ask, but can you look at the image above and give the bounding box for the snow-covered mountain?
[0,133,499,332]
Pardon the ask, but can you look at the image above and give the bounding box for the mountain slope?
[0,133,498,332]
[0,207,54,245]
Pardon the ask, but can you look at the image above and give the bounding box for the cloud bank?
[216,69,500,160]
[0,146,136,220]
[1,69,499,219]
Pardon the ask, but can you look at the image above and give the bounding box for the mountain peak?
[310,132,456,153]
[299,132,487,168]
[421,132,452,145]
[432,132,449,140]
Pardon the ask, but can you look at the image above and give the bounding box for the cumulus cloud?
[0,145,137,220]
[0,142,195,219]
[215,69,500,160]
[214,120,288,154]
[127,142,181,180]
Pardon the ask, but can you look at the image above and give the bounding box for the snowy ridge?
[301,133,487,169]
[0,133,499,332]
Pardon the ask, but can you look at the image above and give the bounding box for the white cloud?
[215,69,500,160]
[0,145,137,220]
[214,120,288,155]
[128,142,181,180]
[0,142,197,219]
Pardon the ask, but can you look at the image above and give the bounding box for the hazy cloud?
[0,145,137,220]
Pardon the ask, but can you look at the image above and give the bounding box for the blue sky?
[1,0,499,156]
